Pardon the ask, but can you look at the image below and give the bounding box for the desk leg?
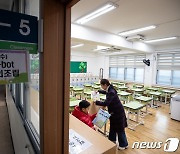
[104,123,107,135]
[165,94,167,104]
[136,110,139,122]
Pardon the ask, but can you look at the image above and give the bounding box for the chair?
[143,86,150,97]
[158,88,166,103]
[69,97,78,113]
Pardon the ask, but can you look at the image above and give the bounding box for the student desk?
[135,96,153,115]
[149,91,161,108]
[118,86,128,91]
[83,90,92,99]
[70,85,73,95]
[83,84,92,90]
[161,89,176,104]
[131,88,144,96]
[94,82,100,86]
[69,100,81,107]
[118,82,126,86]
[118,91,131,103]
[100,95,106,101]
[123,101,145,130]
[69,99,81,113]
[136,85,144,89]
[111,81,119,85]
[92,85,101,91]
[112,84,119,90]
[73,87,84,99]
[147,87,159,91]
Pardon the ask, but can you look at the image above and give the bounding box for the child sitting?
[72,100,96,129]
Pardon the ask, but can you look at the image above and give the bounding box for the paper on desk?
[69,129,92,154]
[91,91,100,101]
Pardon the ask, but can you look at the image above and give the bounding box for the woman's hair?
[79,100,90,110]
[100,79,110,86]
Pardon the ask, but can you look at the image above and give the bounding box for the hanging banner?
[0,50,29,84]
[0,9,38,54]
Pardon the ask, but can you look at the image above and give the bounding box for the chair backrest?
[70,97,77,101]
[129,95,134,102]
[133,84,136,88]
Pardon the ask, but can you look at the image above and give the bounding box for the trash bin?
[170,95,180,121]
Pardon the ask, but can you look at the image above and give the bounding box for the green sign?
[0,50,29,84]
[70,61,87,73]
[0,40,37,54]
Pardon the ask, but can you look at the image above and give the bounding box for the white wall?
[71,50,106,77]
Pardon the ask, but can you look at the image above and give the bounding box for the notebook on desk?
[92,108,110,129]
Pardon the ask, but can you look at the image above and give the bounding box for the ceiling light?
[93,45,110,51]
[144,37,177,43]
[118,25,156,36]
[75,2,118,24]
[71,44,84,48]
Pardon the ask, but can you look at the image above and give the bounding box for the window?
[172,70,180,86]
[125,68,134,81]
[135,68,144,82]
[117,68,124,80]
[157,70,171,85]
[109,67,117,79]
[12,84,16,100]
[109,54,145,82]
[28,54,40,134]
[20,83,24,107]
[157,52,180,87]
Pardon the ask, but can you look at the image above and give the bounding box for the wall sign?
[0,9,38,54]
[0,50,29,84]
[70,61,87,73]
[69,129,92,154]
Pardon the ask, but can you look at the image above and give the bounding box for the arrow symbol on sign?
[0,22,11,27]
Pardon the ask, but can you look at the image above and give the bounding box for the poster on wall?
[69,129,92,154]
[70,61,87,73]
[0,50,29,84]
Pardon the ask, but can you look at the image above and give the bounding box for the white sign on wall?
[69,129,92,154]
[0,50,29,84]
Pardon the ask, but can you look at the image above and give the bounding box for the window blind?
[109,54,145,68]
[157,53,180,70]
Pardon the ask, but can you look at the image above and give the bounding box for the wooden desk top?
[69,114,116,154]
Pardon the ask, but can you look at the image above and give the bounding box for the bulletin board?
[70,61,87,73]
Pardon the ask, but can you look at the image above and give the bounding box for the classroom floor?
[112,103,180,154]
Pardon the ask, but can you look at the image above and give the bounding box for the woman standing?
[94,79,128,150]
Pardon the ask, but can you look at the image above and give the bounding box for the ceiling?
[0,0,179,54]
[71,0,180,53]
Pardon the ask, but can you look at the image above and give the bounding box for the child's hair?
[79,100,90,110]
[100,79,110,86]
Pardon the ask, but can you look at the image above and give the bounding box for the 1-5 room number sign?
[0,9,38,54]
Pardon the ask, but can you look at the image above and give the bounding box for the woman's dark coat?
[96,85,127,131]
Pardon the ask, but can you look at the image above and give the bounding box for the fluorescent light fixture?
[75,2,118,24]
[144,37,177,43]
[118,25,156,36]
[71,43,84,48]
[93,45,109,51]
